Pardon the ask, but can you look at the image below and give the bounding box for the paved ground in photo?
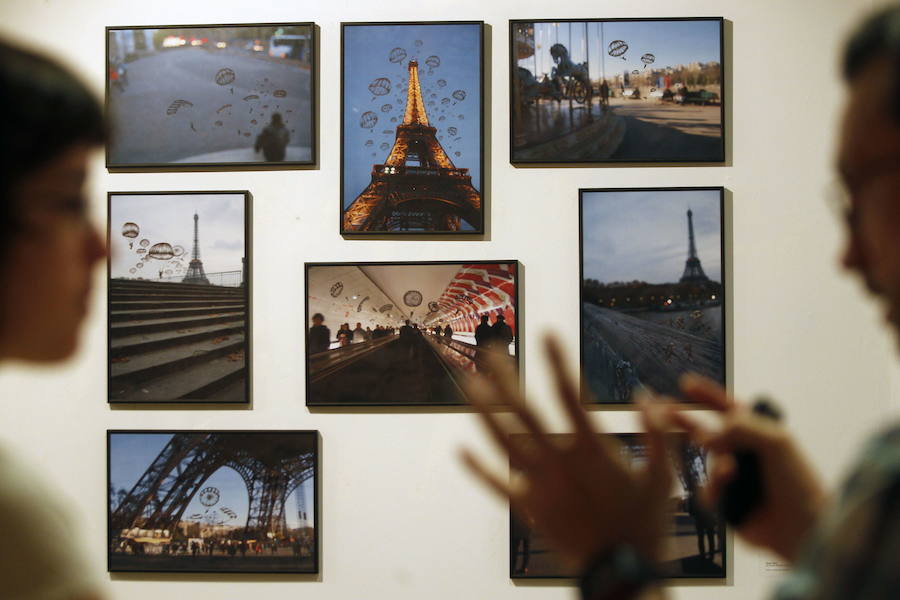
[608,98,722,161]
[109,550,315,573]
[109,47,311,164]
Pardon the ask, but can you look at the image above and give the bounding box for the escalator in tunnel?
[307,334,468,405]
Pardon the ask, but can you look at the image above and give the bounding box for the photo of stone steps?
[108,191,249,403]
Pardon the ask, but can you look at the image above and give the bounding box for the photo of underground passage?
[305,261,518,406]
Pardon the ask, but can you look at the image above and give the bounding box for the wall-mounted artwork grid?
[108,430,319,574]
[341,22,485,234]
[107,191,250,404]
[510,433,725,579]
[106,23,316,168]
[580,188,725,404]
[305,261,517,406]
[510,18,724,163]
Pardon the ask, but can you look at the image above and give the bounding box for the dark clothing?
[490,321,513,352]
[776,424,900,600]
[254,122,290,161]
[475,323,492,347]
[399,325,415,341]
[443,326,453,338]
[308,324,331,354]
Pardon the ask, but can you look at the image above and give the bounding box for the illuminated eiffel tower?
[343,59,482,232]
[182,211,209,285]
[679,208,709,284]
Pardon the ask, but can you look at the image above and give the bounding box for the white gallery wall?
[0,0,897,598]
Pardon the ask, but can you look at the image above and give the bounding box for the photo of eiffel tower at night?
[580,188,724,403]
[108,192,249,403]
[342,22,483,233]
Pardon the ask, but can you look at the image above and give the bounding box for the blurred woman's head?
[0,41,106,362]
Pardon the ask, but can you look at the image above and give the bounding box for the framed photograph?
[108,191,250,404]
[305,261,518,405]
[580,188,725,404]
[108,430,319,573]
[510,433,725,579]
[106,23,316,168]
[510,18,724,163]
[341,21,485,234]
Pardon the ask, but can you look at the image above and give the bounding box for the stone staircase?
[109,279,248,403]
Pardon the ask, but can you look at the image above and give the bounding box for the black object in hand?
[718,398,782,526]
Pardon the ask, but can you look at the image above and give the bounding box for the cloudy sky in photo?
[110,193,245,279]
[582,189,722,284]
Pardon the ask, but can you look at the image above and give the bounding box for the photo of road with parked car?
[511,19,723,163]
[107,24,314,167]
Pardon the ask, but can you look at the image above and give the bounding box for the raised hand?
[670,374,827,561]
[461,335,674,570]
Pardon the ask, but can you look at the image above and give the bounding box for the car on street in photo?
[675,89,720,105]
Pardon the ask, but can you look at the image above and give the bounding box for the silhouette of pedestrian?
[254,112,290,161]
[474,315,493,372]
[489,315,513,354]
[308,313,330,354]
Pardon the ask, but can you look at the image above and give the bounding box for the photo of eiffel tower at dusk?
[580,188,724,403]
[342,22,483,233]
[108,192,249,404]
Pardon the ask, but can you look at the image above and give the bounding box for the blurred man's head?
[312,313,324,326]
[0,41,106,362]
[838,7,900,338]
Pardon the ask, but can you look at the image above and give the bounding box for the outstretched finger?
[636,395,673,496]
[545,334,596,436]
[464,376,553,469]
[679,373,734,412]
[665,409,717,449]
[482,353,553,447]
[460,448,516,501]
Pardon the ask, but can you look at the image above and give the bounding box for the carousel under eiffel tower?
[343,59,482,232]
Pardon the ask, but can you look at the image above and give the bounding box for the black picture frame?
[509,18,725,164]
[509,433,726,580]
[107,429,319,574]
[340,21,486,235]
[579,187,726,404]
[107,191,251,405]
[105,22,317,170]
[304,260,519,406]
